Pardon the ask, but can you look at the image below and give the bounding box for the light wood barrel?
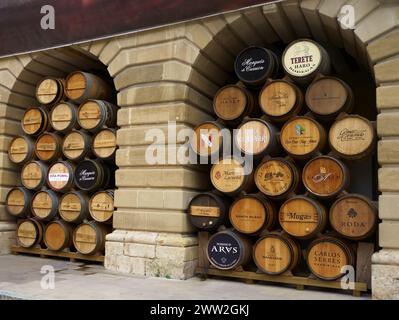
[59,191,90,224]
[330,194,378,240]
[8,136,35,165]
[62,130,92,162]
[31,189,59,221]
[34,132,63,162]
[44,220,73,251]
[92,128,117,160]
[36,77,65,106]
[65,71,112,104]
[279,196,327,239]
[229,194,276,235]
[259,80,303,122]
[77,100,117,133]
[49,102,79,133]
[253,233,301,275]
[280,116,326,159]
[21,160,48,190]
[21,107,50,136]
[307,236,355,281]
[5,187,33,218]
[329,115,376,160]
[89,190,114,223]
[302,156,349,198]
[74,159,111,192]
[16,219,44,248]
[46,161,75,193]
[73,221,111,255]
[207,229,252,270]
[191,121,226,159]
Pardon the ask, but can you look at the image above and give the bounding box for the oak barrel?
[8,135,35,165]
[62,130,92,161]
[16,219,44,248]
[89,190,114,223]
[191,121,226,159]
[35,77,65,106]
[77,100,117,133]
[46,161,75,193]
[21,160,48,190]
[31,189,59,221]
[21,107,50,136]
[34,132,63,162]
[59,191,90,224]
[49,102,79,133]
[74,159,112,192]
[44,220,73,251]
[92,128,117,160]
[73,221,111,255]
[5,187,33,218]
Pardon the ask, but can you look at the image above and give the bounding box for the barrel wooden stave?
[50,102,79,133]
[22,107,50,137]
[16,218,44,248]
[36,77,65,106]
[92,128,117,160]
[6,187,33,218]
[73,221,111,255]
[31,189,59,221]
[44,220,73,251]
[34,132,63,163]
[89,190,114,223]
[77,100,117,133]
[62,130,93,161]
[8,136,35,165]
[59,191,90,224]
[21,160,48,190]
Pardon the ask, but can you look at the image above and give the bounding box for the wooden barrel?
[229,194,276,235]
[74,159,111,192]
[255,158,300,200]
[234,46,280,87]
[191,121,226,159]
[280,116,326,159]
[77,100,117,133]
[307,236,355,281]
[259,80,304,122]
[330,194,378,240]
[282,39,331,85]
[59,191,90,224]
[65,71,112,104]
[62,130,92,162]
[49,102,79,133]
[8,135,35,165]
[92,128,117,160]
[329,115,376,160]
[35,77,65,106]
[5,187,33,218]
[302,156,349,198]
[73,221,111,255]
[31,189,59,221]
[44,220,73,251]
[16,219,44,248]
[206,229,252,270]
[21,107,50,136]
[253,233,301,275]
[210,157,255,196]
[21,160,48,190]
[305,76,354,120]
[46,161,75,193]
[34,132,63,162]
[279,195,327,239]
[89,190,114,223]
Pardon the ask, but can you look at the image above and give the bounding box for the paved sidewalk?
[0,255,369,300]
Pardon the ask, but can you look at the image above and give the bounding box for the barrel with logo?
[59,191,90,224]
[8,136,35,165]
[206,229,252,270]
[31,189,59,221]
[34,132,63,163]
[62,130,92,162]
[191,121,227,160]
[16,219,44,248]
[89,190,114,223]
[46,161,75,193]
[279,195,327,239]
[49,102,79,133]
[77,100,117,133]
[329,115,376,160]
[5,187,33,218]
[92,128,117,161]
[35,77,66,106]
[330,194,378,240]
[44,220,73,251]
[21,107,50,137]
[21,160,48,190]
[74,159,112,192]
[73,221,111,255]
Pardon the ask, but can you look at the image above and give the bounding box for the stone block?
[379,167,399,192]
[114,188,138,209]
[377,113,399,137]
[372,263,399,299]
[105,242,124,256]
[375,58,399,84]
[106,230,128,242]
[124,243,156,258]
[300,0,329,43]
[379,195,399,220]
[105,255,147,275]
[124,231,159,245]
[368,28,399,63]
[146,258,197,280]
[156,245,198,261]
[280,0,311,38]
[379,221,399,248]
[378,140,399,164]
[0,231,15,254]
[0,170,20,187]
[263,4,295,44]
[377,85,399,110]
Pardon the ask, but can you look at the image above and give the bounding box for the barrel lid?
[210,157,245,194]
[213,85,248,121]
[191,122,223,157]
[75,160,100,190]
[50,102,75,131]
[259,80,298,117]
[9,136,30,164]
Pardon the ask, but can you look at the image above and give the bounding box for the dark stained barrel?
[74,159,112,192]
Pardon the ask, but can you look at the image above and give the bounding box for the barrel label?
[60,203,80,211]
[207,233,240,269]
[75,161,98,189]
[37,142,56,151]
[49,172,69,182]
[254,237,291,273]
[256,161,292,196]
[281,120,320,155]
[11,144,28,154]
[190,206,220,218]
[283,41,321,77]
[337,128,367,142]
[235,47,271,83]
[94,139,116,148]
[211,161,245,193]
[23,116,41,125]
[91,201,113,211]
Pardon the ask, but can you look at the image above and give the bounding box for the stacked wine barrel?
[188,40,378,281]
[6,71,117,257]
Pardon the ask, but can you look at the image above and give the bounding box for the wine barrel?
[255,158,300,200]
[65,71,112,104]
[8,135,35,165]
[234,46,280,87]
[302,156,349,198]
[306,76,354,120]
[77,100,117,133]
[206,229,252,270]
[259,80,303,122]
[31,189,59,221]
[49,102,79,133]
[89,190,114,223]
[44,220,73,251]
[229,194,276,235]
[187,192,228,231]
[330,194,378,240]
[74,159,111,192]
[21,107,50,136]
[191,121,226,159]
[16,219,44,248]
[34,132,63,163]
[92,128,117,160]
[282,39,331,85]
[329,115,376,160]
[5,187,33,218]
[62,130,92,162]
[280,116,326,159]
[234,118,280,158]
[307,236,355,281]
[210,157,255,196]
[253,233,301,275]
[73,221,111,255]
[35,77,65,106]
[279,195,327,239]
[59,191,90,224]
[46,161,75,193]
[21,160,48,190]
